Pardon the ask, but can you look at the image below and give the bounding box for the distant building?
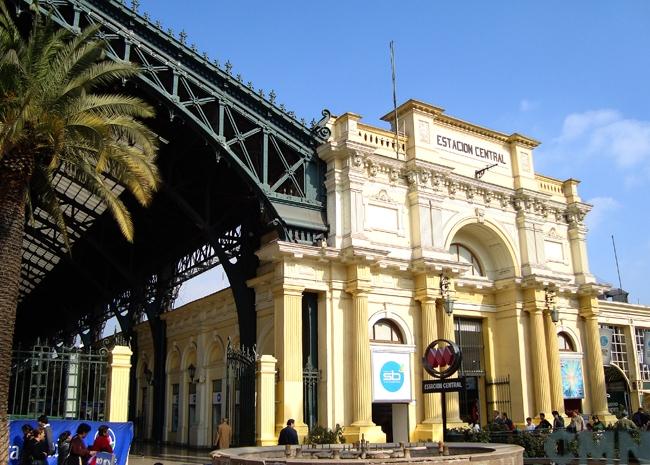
[134,99,650,446]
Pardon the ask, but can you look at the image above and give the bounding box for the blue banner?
[9,420,133,465]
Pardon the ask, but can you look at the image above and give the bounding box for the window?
[371,319,404,344]
[450,243,484,277]
[558,332,575,352]
[604,325,629,378]
[635,328,650,382]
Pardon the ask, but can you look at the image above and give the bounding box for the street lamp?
[545,288,559,323]
[440,275,455,315]
[188,364,196,383]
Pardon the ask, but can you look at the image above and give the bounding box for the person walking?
[37,415,55,456]
[278,419,299,445]
[214,418,233,449]
[67,423,96,465]
[552,411,565,430]
[19,424,33,465]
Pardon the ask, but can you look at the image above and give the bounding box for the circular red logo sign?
[422,339,462,379]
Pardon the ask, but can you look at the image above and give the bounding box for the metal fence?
[10,343,109,420]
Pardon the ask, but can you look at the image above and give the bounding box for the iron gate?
[303,356,320,430]
[225,340,256,446]
[486,374,511,418]
[10,342,109,420]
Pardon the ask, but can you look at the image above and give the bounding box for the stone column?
[544,312,564,413]
[107,345,132,422]
[343,264,385,443]
[273,284,307,438]
[256,355,278,446]
[414,293,443,441]
[523,288,552,416]
[579,297,609,416]
[438,299,462,423]
[526,306,552,415]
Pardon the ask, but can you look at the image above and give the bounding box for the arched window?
[450,243,484,277]
[371,319,404,344]
[558,332,575,352]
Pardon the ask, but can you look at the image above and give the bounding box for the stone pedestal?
[256,355,277,446]
[107,345,132,422]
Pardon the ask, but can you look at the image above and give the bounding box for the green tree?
[0,3,159,458]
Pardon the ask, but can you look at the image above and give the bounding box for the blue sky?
[137,0,650,305]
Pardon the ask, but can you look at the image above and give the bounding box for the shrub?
[304,424,345,445]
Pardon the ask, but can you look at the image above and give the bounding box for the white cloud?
[558,109,620,141]
[553,110,650,172]
[519,99,539,112]
[585,196,621,231]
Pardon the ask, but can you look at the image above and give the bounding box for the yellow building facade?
[133,99,650,446]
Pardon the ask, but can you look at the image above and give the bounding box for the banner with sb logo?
[9,420,133,465]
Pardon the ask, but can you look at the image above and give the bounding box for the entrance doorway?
[564,398,582,413]
[371,403,409,443]
[605,366,631,415]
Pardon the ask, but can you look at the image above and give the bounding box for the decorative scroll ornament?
[311,109,332,140]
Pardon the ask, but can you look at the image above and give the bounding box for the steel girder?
[19,0,329,236]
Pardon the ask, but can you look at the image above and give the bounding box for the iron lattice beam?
[20,0,328,229]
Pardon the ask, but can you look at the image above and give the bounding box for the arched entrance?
[605,365,631,415]
[369,318,412,443]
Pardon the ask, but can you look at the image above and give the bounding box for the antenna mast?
[611,234,623,289]
[389,41,399,158]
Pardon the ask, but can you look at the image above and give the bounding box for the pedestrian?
[570,410,585,432]
[67,423,96,465]
[632,407,649,429]
[536,413,552,430]
[278,419,299,445]
[552,410,565,430]
[501,412,514,431]
[90,425,113,454]
[590,415,605,431]
[492,410,503,426]
[524,417,536,431]
[214,418,232,449]
[19,424,34,465]
[616,413,638,431]
[37,415,55,456]
[57,431,72,465]
[25,427,49,465]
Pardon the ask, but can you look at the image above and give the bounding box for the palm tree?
[0,3,159,457]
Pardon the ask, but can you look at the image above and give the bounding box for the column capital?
[346,263,372,295]
[578,294,600,318]
[272,283,304,297]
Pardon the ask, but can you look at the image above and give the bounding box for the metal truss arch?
[19,0,328,240]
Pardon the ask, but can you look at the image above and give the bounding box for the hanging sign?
[371,350,412,403]
[600,327,613,366]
